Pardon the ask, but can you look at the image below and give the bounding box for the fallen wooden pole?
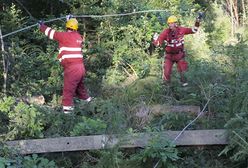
[135,105,201,118]
[152,105,201,115]
[135,105,201,127]
[5,129,228,154]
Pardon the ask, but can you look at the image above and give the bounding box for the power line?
[2,10,167,38]
[153,98,212,168]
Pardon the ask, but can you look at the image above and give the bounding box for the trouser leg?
[62,64,83,111]
[164,58,173,83]
[75,77,90,100]
[177,59,188,84]
[74,63,90,100]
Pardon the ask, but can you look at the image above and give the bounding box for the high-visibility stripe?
[59,47,82,54]
[59,54,83,62]
[45,27,51,36]
[192,27,198,33]
[178,38,184,42]
[176,43,182,47]
[49,29,55,39]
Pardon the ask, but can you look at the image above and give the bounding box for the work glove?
[38,20,44,28]
[153,32,159,41]
[66,14,74,21]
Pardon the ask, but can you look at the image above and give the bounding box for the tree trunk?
[0,27,7,96]
[229,0,235,36]
[241,0,246,26]
[226,0,239,36]
[232,0,239,26]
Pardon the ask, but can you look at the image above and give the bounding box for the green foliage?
[0,97,16,113]
[7,102,44,140]
[0,97,44,140]
[95,148,125,168]
[70,116,107,136]
[8,43,52,96]
[204,2,232,48]
[22,154,57,168]
[176,146,233,168]
[1,0,248,167]
[122,76,164,103]
[221,112,248,165]
[222,35,248,83]
[0,145,56,167]
[140,135,179,168]
[0,154,57,168]
[121,134,179,168]
[0,157,16,168]
[0,3,26,34]
[41,112,79,137]
[150,113,196,131]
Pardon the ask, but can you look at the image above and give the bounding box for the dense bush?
[1,0,248,167]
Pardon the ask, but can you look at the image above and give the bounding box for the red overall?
[153,26,198,83]
[40,25,90,109]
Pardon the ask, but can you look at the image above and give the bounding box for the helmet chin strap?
[66,28,76,32]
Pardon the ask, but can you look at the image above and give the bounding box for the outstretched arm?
[38,21,56,40]
[38,21,64,42]
[183,14,202,35]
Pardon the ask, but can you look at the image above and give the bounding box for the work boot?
[84,97,93,103]
[180,73,188,87]
[182,82,188,87]
[181,78,188,87]
[63,106,74,114]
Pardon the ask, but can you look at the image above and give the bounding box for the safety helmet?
[167,15,178,24]
[66,18,78,30]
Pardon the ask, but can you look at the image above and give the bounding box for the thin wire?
[153,98,212,168]
[75,9,167,18]
[2,17,66,38]
[14,0,35,20]
[172,98,211,143]
[2,24,37,38]
[2,10,167,38]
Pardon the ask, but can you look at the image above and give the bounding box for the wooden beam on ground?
[5,129,228,154]
[135,105,201,118]
[151,105,201,115]
[135,105,201,126]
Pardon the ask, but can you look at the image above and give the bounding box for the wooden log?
[135,105,201,127]
[135,105,201,118]
[5,129,228,154]
[151,105,201,116]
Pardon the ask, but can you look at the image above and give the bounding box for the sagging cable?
[2,9,167,38]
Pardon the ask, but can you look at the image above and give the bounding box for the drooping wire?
[153,98,212,168]
[14,0,35,20]
[2,17,66,38]
[172,98,211,143]
[2,9,168,38]
[74,9,167,18]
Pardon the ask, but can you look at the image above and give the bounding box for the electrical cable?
[153,98,212,168]
[2,10,167,38]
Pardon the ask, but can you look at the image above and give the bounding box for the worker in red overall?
[38,16,92,113]
[153,15,201,86]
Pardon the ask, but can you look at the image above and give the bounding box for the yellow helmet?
[66,18,78,30]
[167,15,178,24]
